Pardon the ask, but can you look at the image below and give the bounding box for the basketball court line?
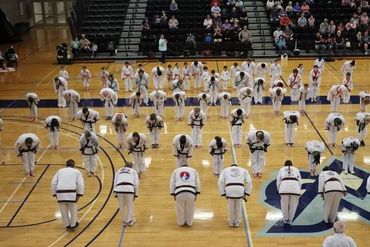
[118,225,127,247]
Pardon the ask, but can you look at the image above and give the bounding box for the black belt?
[57,189,77,193]
[325,178,339,184]
[282,177,299,181]
[226,183,244,187]
[116,182,134,187]
[175,184,196,190]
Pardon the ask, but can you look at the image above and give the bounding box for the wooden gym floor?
[0,27,369,247]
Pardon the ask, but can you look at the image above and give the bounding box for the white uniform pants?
[117,132,125,146]
[241,102,251,116]
[209,90,218,105]
[200,102,208,115]
[221,79,228,90]
[57,90,66,107]
[308,153,318,172]
[154,102,164,116]
[132,104,140,116]
[328,127,338,145]
[273,98,282,112]
[343,152,355,173]
[270,75,280,87]
[104,100,115,118]
[124,78,133,91]
[357,128,367,142]
[220,103,230,118]
[183,77,190,90]
[132,152,145,173]
[21,152,35,173]
[48,130,59,147]
[69,101,78,119]
[83,154,97,173]
[309,85,319,100]
[58,202,77,227]
[194,75,201,88]
[139,85,148,104]
[227,198,242,226]
[285,124,296,144]
[251,150,265,174]
[254,91,263,104]
[330,97,341,112]
[117,193,135,224]
[175,104,185,118]
[30,105,37,119]
[83,78,89,88]
[298,99,306,111]
[175,192,195,226]
[323,191,342,223]
[342,92,351,103]
[83,122,96,132]
[191,126,202,146]
[280,194,299,223]
[212,154,224,175]
[150,128,160,145]
[176,154,189,167]
[290,88,299,102]
[231,125,242,145]
[153,78,164,90]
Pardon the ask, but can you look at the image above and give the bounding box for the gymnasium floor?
[0,27,369,247]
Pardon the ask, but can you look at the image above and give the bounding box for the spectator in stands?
[204,15,213,31]
[231,19,241,41]
[354,31,363,50]
[362,29,370,54]
[329,20,336,35]
[229,7,240,24]
[276,35,287,55]
[185,33,197,51]
[222,19,232,40]
[307,14,315,30]
[153,15,161,27]
[239,8,249,27]
[79,34,92,54]
[285,1,294,17]
[142,17,150,32]
[270,6,282,27]
[211,2,221,17]
[213,14,222,27]
[71,37,80,57]
[158,34,167,63]
[168,15,179,30]
[210,0,221,7]
[315,32,326,53]
[204,33,214,48]
[170,0,179,15]
[361,0,369,9]
[238,25,252,54]
[360,12,369,31]
[301,1,310,17]
[279,12,292,27]
[293,2,301,16]
[213,24,223,43]
[342,0,351,7]
[160,10,168,27]
[266,0,275,13]
[284,26,294,49]
[297,13,308,30]
[273,26,283,42]
[319,19,330,35]
[323,34,334,53]
[337,21,345,32]
[345,18,357,39]
[334,30,346,53]
[235,0,244,11]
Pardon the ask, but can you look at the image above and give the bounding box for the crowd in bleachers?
[267,0,370,55]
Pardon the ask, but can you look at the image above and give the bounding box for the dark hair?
[66,159,75,167]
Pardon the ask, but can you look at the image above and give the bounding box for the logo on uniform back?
[180,171,190,181]
[260,157,370,235]
[230,168,240,177]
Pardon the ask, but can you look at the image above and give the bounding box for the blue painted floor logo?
[260,157,370,236]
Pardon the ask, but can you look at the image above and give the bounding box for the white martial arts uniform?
[207,78,220,105]
[100,69,109,87]
[127,133,148,174]
[221,69,230,90]
[197,93,211,114]
[318,170,347,223]
[359,91,370,112]
[341,137,360,174]
[341,61,355,79]
[44,115,62,148]
[218,165,252,227]
[107,78,119,94]
[305,140,325,175]
[135,73,149,104]
[63,89,80,120]
[325,113,345,145]
[355,112,370,145]
[114,166,139,225]
[309,68,322,101]
[246,130,271,175]
[283,111,300,145]
[80,132,99,174]
[190,61,204,89]
[327,85,346,112]
[54,77,68,107]
[238,87,253,116]
[218,92,232,118]
[208,138,227,175]
[298,86,309,111]
[255,62,268,80]
[181,65,191,90]
[173,65,181,81]
[314,58,325,72]
[171,79,185,93]
[149,90,167,117]
[288,73,302,102]
[152,66,165,89]
[253,78,265,104]
[269,62,282,87]
[14,133,40,174]
[230,108,246,145]
[59,69,69,82]
[234,71,251,90]
[342,77,353,103]
[146,115,164,146]
[129,92,143,116]
[269,87,286,113]
[99,88,118,119]
[111,113,128,148]
[201,69,210,91]
[121,65,134,91]
[166,67,174,88]
[173,134,193,167]
[80,68,91,88]
[25,92,39,120]
[242,61,256,80]
[188,110,206,147]
[276,165,302,224]
[173,91,186,120]
[51,166,84,228]
[170,165,201,226]
[323,233,357,247]
[76,108,100,132]
[230,64,241,88]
